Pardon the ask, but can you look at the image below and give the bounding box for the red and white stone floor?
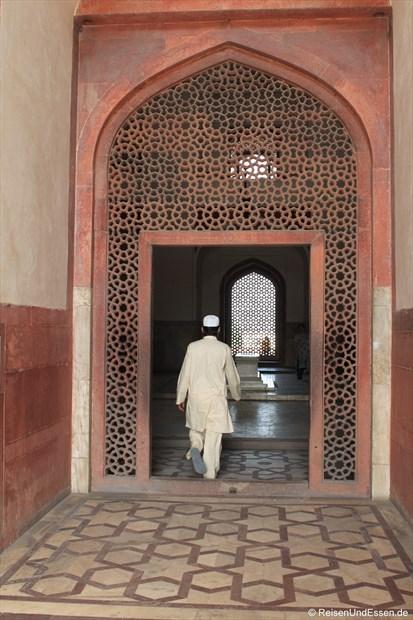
[0,494,412,619]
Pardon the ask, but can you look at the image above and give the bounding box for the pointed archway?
[89,48,372,496]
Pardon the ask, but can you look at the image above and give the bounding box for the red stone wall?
[391,309,413,520]
[0,305,72,549]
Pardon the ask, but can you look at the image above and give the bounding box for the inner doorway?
[150,243,310,483]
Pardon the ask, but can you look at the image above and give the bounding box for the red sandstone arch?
[84,43,372,496]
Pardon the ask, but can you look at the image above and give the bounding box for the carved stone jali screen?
[106,61,357,481]
[230,271,280,359]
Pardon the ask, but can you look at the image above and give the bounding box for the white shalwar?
[176,335,241,479]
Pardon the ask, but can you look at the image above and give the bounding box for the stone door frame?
[137,230,323,496]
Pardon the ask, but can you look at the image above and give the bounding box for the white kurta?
[176,336,241,434]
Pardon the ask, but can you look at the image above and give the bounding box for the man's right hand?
[177,402,185,412]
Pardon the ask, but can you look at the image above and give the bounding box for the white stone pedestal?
[235,354,268,392]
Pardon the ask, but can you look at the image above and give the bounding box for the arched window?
[222,261,285,362]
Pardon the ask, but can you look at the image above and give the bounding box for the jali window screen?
[230,271,279,358]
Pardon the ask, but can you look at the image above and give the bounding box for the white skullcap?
[203,314,220,327]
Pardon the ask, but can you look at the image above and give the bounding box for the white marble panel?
[73,286,91,307]
[71,457,89,494]
[372,383,391,466]
[73,379,90,435]
[373,286,391,308]
[72,432,89,459]
[371,286,392,500]
[372,304,391,385]
[72,286,92,492]
[372,464,390,500]
[73,304,92,382]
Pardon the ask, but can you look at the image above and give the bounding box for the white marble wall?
[372,287,392,499]
[71,286,92,493]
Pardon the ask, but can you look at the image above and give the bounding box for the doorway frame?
[98,230,323,496]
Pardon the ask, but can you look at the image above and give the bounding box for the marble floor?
[0,494,412,619]
[152,399,309,442]
[152,448,308,480]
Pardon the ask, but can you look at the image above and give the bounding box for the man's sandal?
[190,448,207,475]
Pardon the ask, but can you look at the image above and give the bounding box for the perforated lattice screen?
[106,61,357,480]
[231,272,278,357]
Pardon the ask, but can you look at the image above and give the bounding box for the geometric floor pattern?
[152,448,308,480]
[0,494,412,619]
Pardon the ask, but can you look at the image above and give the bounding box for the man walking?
[176,315,241,479]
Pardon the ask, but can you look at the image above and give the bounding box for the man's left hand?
[177,402,185,412]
